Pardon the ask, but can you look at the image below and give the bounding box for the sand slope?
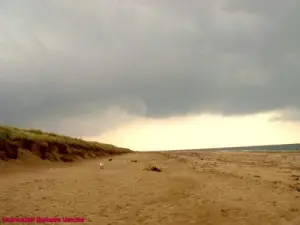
[0,151,300,225]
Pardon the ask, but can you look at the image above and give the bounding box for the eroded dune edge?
[0,124,132,164]
[1,125,300,224]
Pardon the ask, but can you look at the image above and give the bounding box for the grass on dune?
[0,124,132,154]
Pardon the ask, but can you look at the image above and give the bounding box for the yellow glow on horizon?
[83,111,300,151]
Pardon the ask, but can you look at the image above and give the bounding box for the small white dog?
[99,162,104,169]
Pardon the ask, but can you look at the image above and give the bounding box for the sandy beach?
[0,151,299,225]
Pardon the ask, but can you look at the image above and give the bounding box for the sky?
[0,0,299,150]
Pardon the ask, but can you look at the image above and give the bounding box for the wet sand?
[0,151,299,225]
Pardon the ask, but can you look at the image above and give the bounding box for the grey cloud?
[0,0,299,135]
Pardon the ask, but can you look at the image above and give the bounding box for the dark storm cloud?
[0,0,299,135]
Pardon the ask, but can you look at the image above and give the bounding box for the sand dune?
[0,151,300,225]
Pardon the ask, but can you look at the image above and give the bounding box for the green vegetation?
[0,124,132,154]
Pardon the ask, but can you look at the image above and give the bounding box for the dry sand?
[0,151,300,225]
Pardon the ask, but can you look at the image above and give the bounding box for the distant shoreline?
[152,143,300,152]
